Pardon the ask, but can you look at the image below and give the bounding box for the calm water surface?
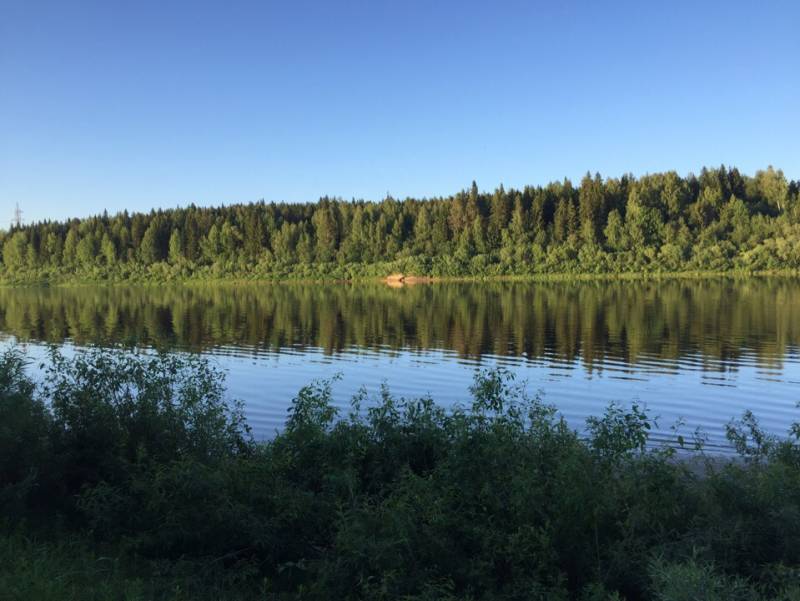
[1,279,799,449]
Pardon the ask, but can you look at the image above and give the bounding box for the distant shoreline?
[2,268,799,288]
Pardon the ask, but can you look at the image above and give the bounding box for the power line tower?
[12,203,23,228]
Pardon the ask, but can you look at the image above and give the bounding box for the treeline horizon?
[2,165,800,280]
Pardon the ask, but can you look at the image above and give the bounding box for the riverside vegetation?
[2,166,800,283]
[2,348,800,600]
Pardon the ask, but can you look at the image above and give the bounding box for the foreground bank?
[2,348,799,600]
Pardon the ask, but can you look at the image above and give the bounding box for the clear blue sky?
[2,0,799,224]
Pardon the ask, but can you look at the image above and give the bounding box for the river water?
[1,278,798,449]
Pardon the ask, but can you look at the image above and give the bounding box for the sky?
[1,0,799,225]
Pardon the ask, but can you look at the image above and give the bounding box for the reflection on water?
[1,278,799,446]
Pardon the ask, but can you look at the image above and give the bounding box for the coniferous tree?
[168,229,183,264]
[140,220,165,264]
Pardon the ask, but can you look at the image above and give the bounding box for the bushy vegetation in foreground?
[2,166,800,283]
[2,348,800,600]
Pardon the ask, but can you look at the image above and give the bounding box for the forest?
[2,166,799,282]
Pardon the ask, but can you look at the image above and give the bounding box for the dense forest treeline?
[2,166,800,281]
[1,279,798,366]
[3,348,800,599]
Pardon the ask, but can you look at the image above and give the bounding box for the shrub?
[0,349,51,515]
[2,348,800,599]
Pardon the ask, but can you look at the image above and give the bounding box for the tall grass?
[2,347,799,600]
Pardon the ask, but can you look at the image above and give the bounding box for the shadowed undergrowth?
[1,347,799,600]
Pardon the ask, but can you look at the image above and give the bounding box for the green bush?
[0,349,51,516]
[1,347,800,599]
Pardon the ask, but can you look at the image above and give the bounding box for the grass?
[0,528,276,601]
